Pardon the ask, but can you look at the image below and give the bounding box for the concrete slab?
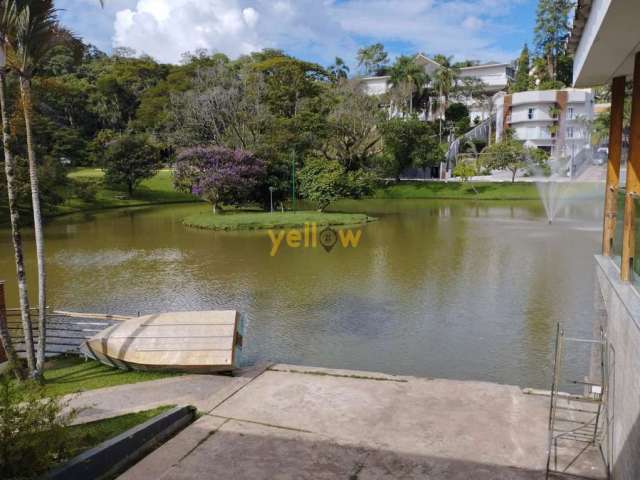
[212,366,549,471]
[157,419,547,480]
[118,415,228,480]
[119,364,607,480]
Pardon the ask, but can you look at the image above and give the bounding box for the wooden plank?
[50,310,133,321]
[622,53,640,281]
[0,281,7,362]
[10,330,98,339]
[98,324,236,339]
[136,311,237,325]
[603,77,626,255]
[7,319,114,326]
[16,344,78,354]
[104,336,234,351]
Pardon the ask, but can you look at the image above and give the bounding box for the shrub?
[298,157,377,211]
[298,158,344,211]
[72,180,99,203]
[0,377,77,478]
[453,161,477,181]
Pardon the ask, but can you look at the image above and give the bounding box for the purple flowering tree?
[174,147,266,214]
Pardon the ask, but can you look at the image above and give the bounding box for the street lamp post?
[269,187,274,213]
[291,151,296,212]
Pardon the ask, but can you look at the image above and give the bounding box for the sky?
[57,0,539,68]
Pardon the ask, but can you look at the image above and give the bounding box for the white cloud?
[113,0,265,62]
[462,16,484,31]
[110,0,524,65]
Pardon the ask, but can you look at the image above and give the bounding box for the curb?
[44,405,196,480]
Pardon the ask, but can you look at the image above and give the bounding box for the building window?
[567,127,574,138]
[528,108,534,120]
[568,107,574,120]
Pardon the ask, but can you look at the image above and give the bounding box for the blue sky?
[57,0,539,68]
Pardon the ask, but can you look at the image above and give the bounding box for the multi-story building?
[495,89,594,165]
[360,53,514,122]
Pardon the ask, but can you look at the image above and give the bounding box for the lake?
[0,190,604,389]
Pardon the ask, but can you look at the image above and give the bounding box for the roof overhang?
[570,0,640,87]
[414,53,442,69]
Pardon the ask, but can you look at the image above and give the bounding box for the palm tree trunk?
[19,77,45,378]
[0,281,26,380]
[1,70,32,378]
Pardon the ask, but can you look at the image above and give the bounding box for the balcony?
[510,90,559,106]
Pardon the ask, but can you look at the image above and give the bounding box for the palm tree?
[329,57,349,83]
[356,43,388,76]
[0,3,34,378]
[3,0,72,377]
[388,55,427,115]
[432,54,460,141]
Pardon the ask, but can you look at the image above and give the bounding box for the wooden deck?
[7,309,121,359]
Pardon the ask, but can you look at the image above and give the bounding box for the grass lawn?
[375,181,541,200]
[183,210,376,230]
[64,405,175,460]
[58,168,199,215]
[40,355,180,397]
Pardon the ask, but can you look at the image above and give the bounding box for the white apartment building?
[495,89,594,164]
[360,53,514,122]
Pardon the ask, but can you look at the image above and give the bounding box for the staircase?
[446,115,494,166]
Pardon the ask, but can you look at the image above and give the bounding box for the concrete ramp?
[118,365,607,479]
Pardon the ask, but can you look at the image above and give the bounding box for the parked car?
[593,150,607,166]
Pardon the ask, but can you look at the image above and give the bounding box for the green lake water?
[0,191,604,389]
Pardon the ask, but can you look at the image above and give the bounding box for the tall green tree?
[388,55,427,114]
[103,134,162,196]
[382,117,440,180]
[322,80,383,171]
[513,44,531,92]
[356,43,388,76]
[483,133,526,182]
[3,0,72,377]
[534,0,573,84]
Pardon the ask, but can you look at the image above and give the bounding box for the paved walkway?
[67,364,267,424]
[90,364,607,480]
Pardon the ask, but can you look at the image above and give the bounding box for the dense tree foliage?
[534,0,574,86]
[512,44,531,93]
[0,36,469,218]
[174,146,267,214]
[483,133,527,182]
[381,117,442,179]
[102,134,163,195]
[298,156,376,211]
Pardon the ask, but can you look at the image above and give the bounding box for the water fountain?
[528,144,573,224]
[525,112,587,224]
[537,180,568,224]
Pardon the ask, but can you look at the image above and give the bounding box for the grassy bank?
[65,405,175,460]
[375,181,541,200]
[57,168,199,216]
[183,210,375,230]
[40,355,180,397]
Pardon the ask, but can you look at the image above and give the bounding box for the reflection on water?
[0,192,603,388]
